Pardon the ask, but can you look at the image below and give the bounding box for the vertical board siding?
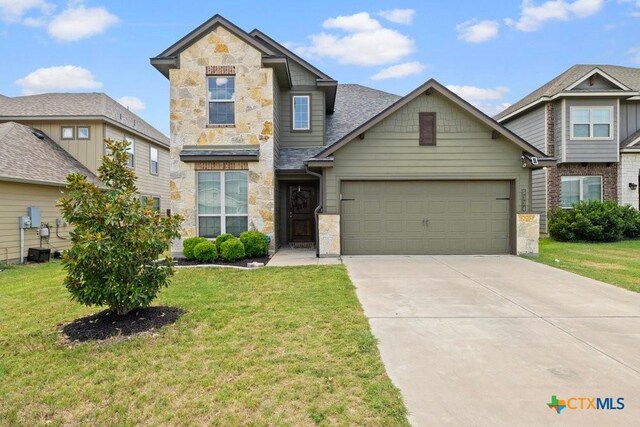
[564,98,618,162]
[0,181,72,262]
[620,102,640,142]
[554,100,563,161]
[531,168,548,233]
[504,105,546,153]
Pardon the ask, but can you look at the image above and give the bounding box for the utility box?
[28,207,41,228]
[27,248,50,263]
[19,216,31,229]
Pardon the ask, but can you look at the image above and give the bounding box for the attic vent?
[32,131,45,140]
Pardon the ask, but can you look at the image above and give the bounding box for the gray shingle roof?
[495,65,640,121]
[0,122,100,186]
[621,129,640,148]
[0,93,169,146]
[277,147,325,171]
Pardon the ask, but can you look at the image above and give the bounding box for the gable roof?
[621,129,640,149]
[0,122,100,186]
[316,79,549,161]
[0,93,169,147]
[496,65,640,121]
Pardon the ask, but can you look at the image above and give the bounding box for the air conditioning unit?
[27,248,51,263]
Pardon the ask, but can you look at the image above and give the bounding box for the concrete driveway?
[343,255,640,426]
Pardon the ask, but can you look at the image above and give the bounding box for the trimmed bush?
[220,238,245,261]
[240,230,269,258]
[183,237,207,260]
[193,241,217,263]
[214,233,235,253]
[548,200,639,242]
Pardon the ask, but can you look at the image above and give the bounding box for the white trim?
[561,99,567,163]
[150,146,159,175]
[626,136,640,147]
[560,175,603,208]
[124,136,135,168]
[568,106,614,141]
[564,68,632,91]
[292,95,311,130]
[196,170,248,237]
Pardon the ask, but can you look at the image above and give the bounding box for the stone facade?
[318,214,340,257]
[619,153,640,208]
[169,25,275,252]
[547,163,618,210]
[517,213,540,256]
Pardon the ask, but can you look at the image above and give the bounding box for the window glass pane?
[293,96,310,129]
[199,217,221,238]
[225,216,248,237]
[573,124,590,138]
[572,109,590,124]
[150,147,158,162]
[208,77,235,101]
[209,102,235,125]
[62,127,74,139]
[593,124,610,138]
[583,177,602,201]
[561,177,580,207]
[592,109,610,124]
[78,127,89,139]
[152,197,160,212]
[198,172,221,214]
[225,172,248,214]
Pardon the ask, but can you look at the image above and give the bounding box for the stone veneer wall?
[169,25,275,252]
[547,163,618,210]
[619,154,640,208]
[318,214,340,257]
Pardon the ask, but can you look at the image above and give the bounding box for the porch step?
[289,242,315,249]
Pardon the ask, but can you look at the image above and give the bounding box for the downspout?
[305,165,323,258]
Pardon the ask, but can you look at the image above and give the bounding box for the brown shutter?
[419,112,436,146]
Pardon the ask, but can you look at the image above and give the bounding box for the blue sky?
[1,0,639,135]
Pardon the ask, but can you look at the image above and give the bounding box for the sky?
[1,0,639,135]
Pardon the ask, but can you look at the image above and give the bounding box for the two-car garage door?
[341,180,512,255]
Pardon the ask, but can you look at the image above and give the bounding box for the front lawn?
[0,263,408,426]
[536,239,640,293]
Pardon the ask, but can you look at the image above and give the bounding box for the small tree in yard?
[59,139,182,315]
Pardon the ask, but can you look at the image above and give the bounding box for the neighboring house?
[0,93,170,263]
[151,14,548,256]
[0,93,170,213]
[496,65,640,233]
[0,122,100,262]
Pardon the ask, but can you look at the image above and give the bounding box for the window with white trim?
[197,171,248,237]
[150,146,159,175]
[141,195,161,213]
[208,76,235,125]
[570,107,612,139]
[125,136,135,168]
[292,95,310,130]
[561,176,602,208]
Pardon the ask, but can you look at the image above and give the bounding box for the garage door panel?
[341,180,511,255]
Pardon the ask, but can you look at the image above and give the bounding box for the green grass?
[0,263,408,426]
[536,239,640,293]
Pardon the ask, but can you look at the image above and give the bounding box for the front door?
[288,185,316,243]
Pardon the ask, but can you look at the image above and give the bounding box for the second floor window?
[150,146,159,175]
[292,95,310,130]
[208,76,235,125]
[125,136,135,168]
[571,107,612,139]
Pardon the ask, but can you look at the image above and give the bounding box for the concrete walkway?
[344,255,640,426]
[266,247,341,267]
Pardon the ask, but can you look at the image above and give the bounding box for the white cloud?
[371,62,426,81]
[296,12,415,66]
[378,9,416,25]
[0,0,53,23]
[47,4,119,42]
[446,85,511,116]
[15,65,102,95]
[618,0,640,16]
[456,19,499,43]
[117,96,146,112]
[628,47,640,63]
[505,0,604,32]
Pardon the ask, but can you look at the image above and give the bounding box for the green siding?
[324,91,530,214]
[289,61,317,86]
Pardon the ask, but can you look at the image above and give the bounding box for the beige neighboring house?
[0,93,170,263]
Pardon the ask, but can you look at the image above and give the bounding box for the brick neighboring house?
[496,65,640,233]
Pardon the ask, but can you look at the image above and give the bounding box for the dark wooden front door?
[288,185,316,242]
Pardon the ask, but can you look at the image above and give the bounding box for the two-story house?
[151,14,549,257]
[0,93,170,262]
[496,65,640,233]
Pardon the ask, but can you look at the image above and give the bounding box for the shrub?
[183,237,207,260]
[548,200,635,242]
[220,238,245,261]
[59,139,182,315]
[214,233,235,253]
[193,241,217,263]
[240,230,269,258]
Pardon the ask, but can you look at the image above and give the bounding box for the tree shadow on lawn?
[61,306,184,343]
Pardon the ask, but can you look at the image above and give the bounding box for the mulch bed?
[62,306,184,343]
[174,255,271,268]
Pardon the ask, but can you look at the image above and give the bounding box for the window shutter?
[419,112,436,146]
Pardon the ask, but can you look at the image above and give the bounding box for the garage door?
[341,181,512,255]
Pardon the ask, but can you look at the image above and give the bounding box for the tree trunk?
[115,306,133,316]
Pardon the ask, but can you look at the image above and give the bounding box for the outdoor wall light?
[630,183,638,190]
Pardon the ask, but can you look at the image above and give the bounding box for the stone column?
[318,214,340,257]
[517,213,540,257]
